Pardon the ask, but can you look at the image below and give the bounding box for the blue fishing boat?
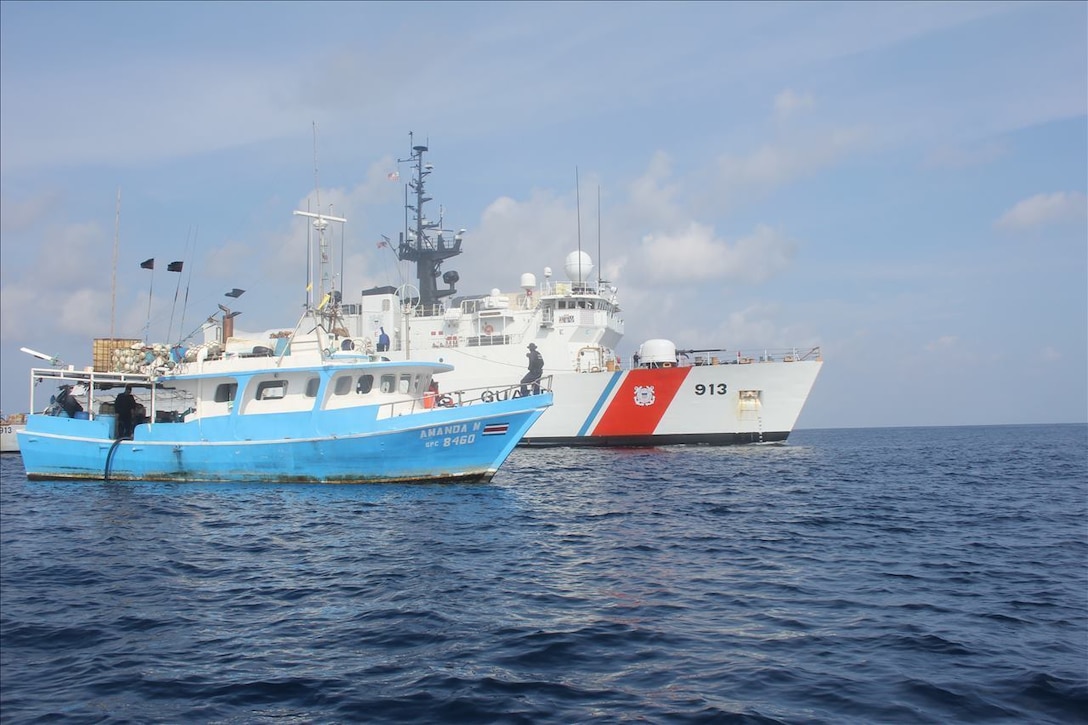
[16,202,553,483]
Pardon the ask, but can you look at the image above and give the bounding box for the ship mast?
[396,137,464,315]
[293,124,345,315]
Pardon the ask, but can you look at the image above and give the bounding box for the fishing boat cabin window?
[334,375,353,396]
[256,380,287,400]
[380,374,396,394]
[305,377,320,397]
[214,383,238,403]
[356,374,374,394]
[398,374,412,394]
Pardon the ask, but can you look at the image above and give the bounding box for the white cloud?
[721,304,785,349]
[923,141,1008,169]
[0,191,62,233]
[1039,345,1061,362]
[924,335,959,352]
[714,127,870,197]
[635,222,795,285]
[477,190,580,271]
[773,89,815,120]
[626,152,683,229]
[994,192,1088,231]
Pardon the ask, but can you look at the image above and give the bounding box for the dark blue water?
[2,424,1086,724]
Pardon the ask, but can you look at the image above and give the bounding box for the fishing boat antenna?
[166,231,191,343]
[293,123,345,313]
[110,187,120,339]
[176,226,198,345]
[142,258,155,344]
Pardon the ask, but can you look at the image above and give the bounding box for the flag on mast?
[140,258,155,270]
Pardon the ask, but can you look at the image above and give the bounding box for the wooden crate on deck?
[93,338,141,372]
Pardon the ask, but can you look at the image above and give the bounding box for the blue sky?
[1,0,1085,429]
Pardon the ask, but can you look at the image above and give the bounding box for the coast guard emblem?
[633,385,656,407]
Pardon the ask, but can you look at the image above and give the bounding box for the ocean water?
[1,424,1085,724]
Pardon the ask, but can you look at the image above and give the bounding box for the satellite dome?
[564,251,594,283]
[639,339,677,365]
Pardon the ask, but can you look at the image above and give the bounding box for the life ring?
[483,324,494,335]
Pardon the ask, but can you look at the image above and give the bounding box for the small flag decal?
[482,423,509,436]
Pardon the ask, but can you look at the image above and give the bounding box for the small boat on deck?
[16,202,553,483]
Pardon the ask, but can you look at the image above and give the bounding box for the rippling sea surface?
[2,424,1086,724]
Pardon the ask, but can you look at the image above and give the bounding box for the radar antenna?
[395,135,463,315]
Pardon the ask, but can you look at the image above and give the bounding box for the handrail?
[29,366,555,426]
[641,346,823,368]
[378,375,554,417]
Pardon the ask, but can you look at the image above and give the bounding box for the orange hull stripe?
[591,368,690,436]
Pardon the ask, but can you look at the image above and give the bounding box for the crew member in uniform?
[521,343,544,396]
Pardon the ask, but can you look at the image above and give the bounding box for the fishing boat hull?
[17,394,551,483]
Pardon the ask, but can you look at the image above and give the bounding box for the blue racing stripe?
[577,371,624,436]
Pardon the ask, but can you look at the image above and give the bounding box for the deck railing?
[671,346,822,367]
[380,375,554,417]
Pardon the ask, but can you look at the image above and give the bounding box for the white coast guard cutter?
[288,141,820,446]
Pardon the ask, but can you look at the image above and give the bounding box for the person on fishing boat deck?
[56,386,83,418]
[521,343,544,396]
[377,327,390,352]
[114,385,137,439]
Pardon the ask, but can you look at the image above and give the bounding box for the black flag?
[225,288,245,298]
[167,261,183,272]
[140,258,155,270]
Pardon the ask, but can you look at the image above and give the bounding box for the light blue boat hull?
[18,394,551,484]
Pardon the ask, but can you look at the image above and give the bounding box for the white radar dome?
[520,273,537,290]
[638,339,677,365]
[564,251,594,283]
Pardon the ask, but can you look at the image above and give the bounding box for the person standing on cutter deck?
[521,343,544,396]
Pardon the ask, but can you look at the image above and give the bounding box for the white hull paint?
[1,424,23,454]
[338,327,821,446]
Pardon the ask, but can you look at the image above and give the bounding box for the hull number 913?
[694,383,728,395]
